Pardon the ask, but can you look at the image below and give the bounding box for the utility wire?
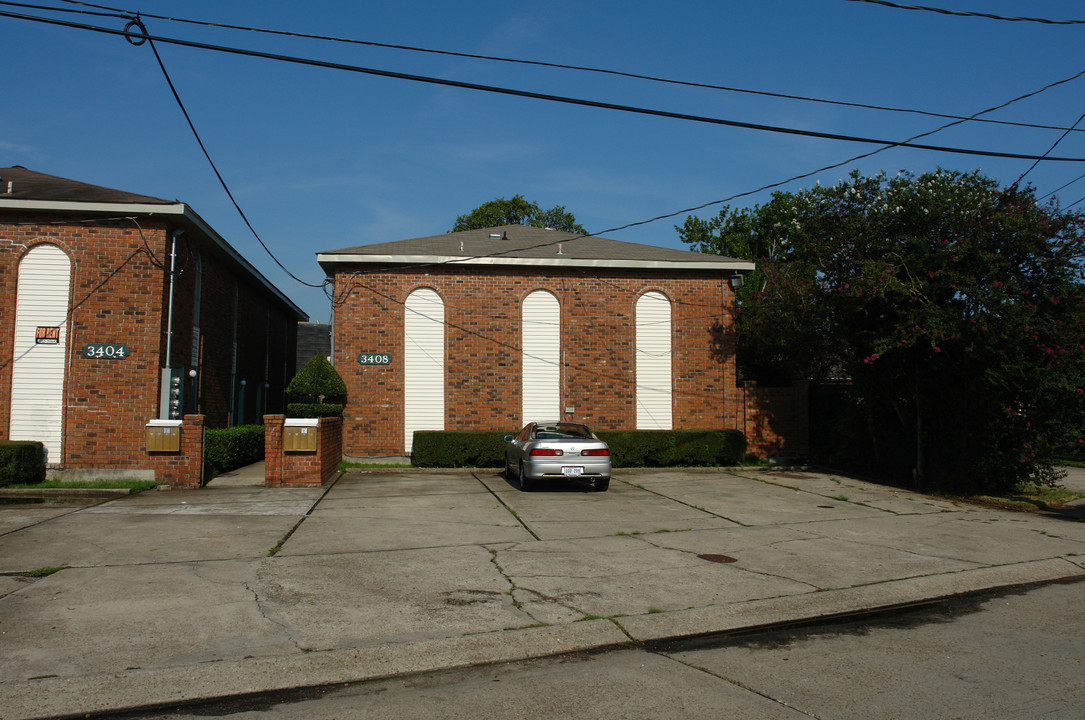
[1040,171,1085,202]
[125,17,324,289]
[1014,109,1085,188]
[15,0,1073,136]
[3,8,1084,163]
[845,0,1085,25]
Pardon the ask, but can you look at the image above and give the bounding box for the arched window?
[635,291,672,430]
[521,290,560,422]
[404,288,445,452]
[9,244,72,462]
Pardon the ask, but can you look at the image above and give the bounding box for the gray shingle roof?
[0,166,174,205]
[318,224,752,272]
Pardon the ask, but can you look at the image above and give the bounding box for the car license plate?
[562,466,584,476]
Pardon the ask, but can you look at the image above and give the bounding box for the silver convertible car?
[503,421,611,492]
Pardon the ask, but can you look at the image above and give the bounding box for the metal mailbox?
[284,419,319,452]
[146,420,182,452]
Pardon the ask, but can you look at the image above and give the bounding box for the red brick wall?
[1,213,299,473]
[331,264,740,456]
[741,382,809,459]
[0,216,171,468]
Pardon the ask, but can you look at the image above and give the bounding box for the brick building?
[318,225,757,457]
[0,167,306,475]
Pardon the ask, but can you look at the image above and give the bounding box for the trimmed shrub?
[412,431,511,467]
[596,430,747,468]
[205,425,265,475]
[287,356,347,418]
[286,403,344,418]
[0,441,46,487]
[409,429,748,468]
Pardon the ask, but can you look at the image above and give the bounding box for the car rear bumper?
[523,457,611,481]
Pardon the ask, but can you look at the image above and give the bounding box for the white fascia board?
[0,199,188,215]
[317,253,756,273]
[1,198,309,320]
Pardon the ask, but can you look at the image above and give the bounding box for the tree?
[682,169,1085,493]
[451,195,586,234]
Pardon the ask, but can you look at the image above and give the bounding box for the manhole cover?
[698,553,737,564]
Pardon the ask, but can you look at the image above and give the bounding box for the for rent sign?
[35,326,60,344]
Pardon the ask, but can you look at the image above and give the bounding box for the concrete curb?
[6,558,1083,720]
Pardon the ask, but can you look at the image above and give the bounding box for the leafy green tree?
[451,195,586,234]
[683,169,1085,492]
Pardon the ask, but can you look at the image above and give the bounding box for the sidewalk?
[1,467,1083,719]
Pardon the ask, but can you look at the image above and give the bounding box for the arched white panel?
[522,290,560,422]
[636,291,672,430]
[404,288,445,453]
[9,244,72,462]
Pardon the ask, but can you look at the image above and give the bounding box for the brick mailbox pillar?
[264,415,342,487]
[145,415,205,488]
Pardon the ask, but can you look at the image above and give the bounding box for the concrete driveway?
[2,467,1083,719]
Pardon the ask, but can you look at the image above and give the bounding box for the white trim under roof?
[317,253,755,273]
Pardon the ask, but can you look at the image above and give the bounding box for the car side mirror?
[503,435,514,443]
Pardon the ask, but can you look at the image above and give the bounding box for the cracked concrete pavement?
[1,467,1084,719]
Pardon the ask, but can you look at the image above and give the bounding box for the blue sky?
[3,0,1083,321]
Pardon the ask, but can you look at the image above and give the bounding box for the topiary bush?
[287,355,347,418]
[0,441,46,487]
[205,425,265,475]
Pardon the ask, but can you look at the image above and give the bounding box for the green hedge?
[410,429,748,468]
[597,430,748,467]
[287,403,345,418]
[0,440,46,487]
[205,425,265,475]
[412,431,511,467]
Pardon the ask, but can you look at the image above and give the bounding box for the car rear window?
[535,424,593,439]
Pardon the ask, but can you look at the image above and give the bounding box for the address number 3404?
[82,344,129,359]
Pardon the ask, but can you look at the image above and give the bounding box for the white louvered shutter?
[636,291,672,430]
[403,288,445,453]
[9,244,72,462]
[522,290,560,423]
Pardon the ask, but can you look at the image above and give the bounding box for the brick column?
[264,414,285,487]
[317,416,343,484]
[146,415,205,488]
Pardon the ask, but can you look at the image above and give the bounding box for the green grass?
[962,484,1084,513]
[18,566,68,578]
[1055,458,1085,469]
[3,480,156,493]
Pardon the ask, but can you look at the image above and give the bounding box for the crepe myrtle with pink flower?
[681,169,1085,493]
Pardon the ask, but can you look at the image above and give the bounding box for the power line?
[1040,171,1085,202]
[3,8,1084,163]
[1014,109,1085,188]
[124,17,324,290]
[11,0,1072,136]
[845,0,1085,25]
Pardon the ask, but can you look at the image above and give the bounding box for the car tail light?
[529,448,563,456]
[581,448,610,456]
